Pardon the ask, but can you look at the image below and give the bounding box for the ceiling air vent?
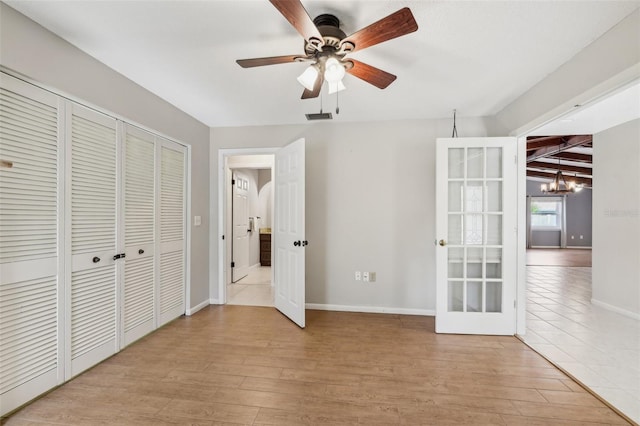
[305,112,332,120]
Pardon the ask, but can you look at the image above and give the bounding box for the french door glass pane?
[487,181,502,212]
[448,181,463,212]
[486,282,502,312]
[448,247,463,278]
[486,147,502,178]
[486,248,502,279]
[448,281,464,312]
[464,214,483,245]
[467,148,484,178]
[465,182,483,212]
[448,214,462,245]
[448,148,464,178]
[467,281,482,312]
[487,215,502,245]
[466,247,483,279]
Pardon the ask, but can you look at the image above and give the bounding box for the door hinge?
[232,179,235,185]
[514,155,518,164]
[222,235,225,240]
[514,300,517,308]
[231,261,235,268]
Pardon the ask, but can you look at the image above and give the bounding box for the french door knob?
[293,240,301,247]
[302,241,308,246]
[439,239,447,246]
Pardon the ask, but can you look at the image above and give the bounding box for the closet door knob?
[293,240,301,247]
[138,249,144,255]
[92,256,100,263]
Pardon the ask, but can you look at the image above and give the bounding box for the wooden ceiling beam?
[526,169,592,187]
[526,136,565,151]
[527,135,592,162]
[549,151,592,163]
[527,161,592,175]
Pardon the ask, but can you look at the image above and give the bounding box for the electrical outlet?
[580,235,584,239]
[369,272,376,282]
[571,235,574,239]
[355,271,361,281]
[363,272,369,282]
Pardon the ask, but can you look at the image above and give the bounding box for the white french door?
[274,138,306,328]
[0,74,63,416]
[232,171,250,282]
[158,140,186,327]
[122,125,156,346]
[435,137,517,335]
[66,103,119,378]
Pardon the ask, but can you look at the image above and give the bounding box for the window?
[530,197,563,229]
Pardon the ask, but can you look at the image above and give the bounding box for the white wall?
[496,9,640,135]
[0,3,211,309]
[211,117,497,312]
[592,119,640,317]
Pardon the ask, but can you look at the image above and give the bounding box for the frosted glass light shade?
[324,57,345,83]
[328,80,346,94]
[297,66,318,91]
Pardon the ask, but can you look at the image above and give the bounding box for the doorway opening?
[517,81,639,422]
[224,154,275,307]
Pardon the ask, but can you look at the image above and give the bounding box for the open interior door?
[274,138,306,328]
[436,137,517,335]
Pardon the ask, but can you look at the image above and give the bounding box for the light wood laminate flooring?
[2,306,630,425]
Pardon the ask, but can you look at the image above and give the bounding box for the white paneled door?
[435,137,517,335]
[158,141,186,327]
[122,125,156,347]
[66,104,118,378]
[0,74,62,416]
[274,138,306,328]
[232,171,249,282]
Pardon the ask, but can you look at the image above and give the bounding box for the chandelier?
[541,170,582,194]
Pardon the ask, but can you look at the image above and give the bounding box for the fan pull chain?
[452,109,458,137]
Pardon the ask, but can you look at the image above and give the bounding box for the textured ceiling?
[5,1,639,127]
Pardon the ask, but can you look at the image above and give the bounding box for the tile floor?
[523,265,640,423]
[227,266,274,306]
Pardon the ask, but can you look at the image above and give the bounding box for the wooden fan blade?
[340,7,418,53]
[301,73,324,99]
[236,55,304,68]
[346,59,397,89]
[270,0,323,44]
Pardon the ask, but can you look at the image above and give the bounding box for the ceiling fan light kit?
[236,0,418,100]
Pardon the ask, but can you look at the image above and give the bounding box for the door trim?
[215,148,278,305]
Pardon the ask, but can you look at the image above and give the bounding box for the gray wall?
[592,119,640,316]
[526,180,592,247]
[0,3,211,309]
[211,117,500,312]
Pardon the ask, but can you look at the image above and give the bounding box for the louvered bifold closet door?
[0,74,62,416]
[158,140,186,326]
[122,125,155,346]
[67,103,118,378]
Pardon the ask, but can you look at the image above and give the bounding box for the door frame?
[215,148,278,304]
[513,78,640,336]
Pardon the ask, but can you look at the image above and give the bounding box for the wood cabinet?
[260,233,271,266]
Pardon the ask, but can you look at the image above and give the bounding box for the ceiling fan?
[236,0,418,99]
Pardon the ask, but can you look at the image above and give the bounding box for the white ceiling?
[5,1,639,128]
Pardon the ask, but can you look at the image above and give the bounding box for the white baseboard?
[186,299,210,316]
[530,246,561,249]
[591,298,640,321]
[209,298,221,305]
[306,303,435,316]
[565,246,592,249]
[249,263,260,271]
